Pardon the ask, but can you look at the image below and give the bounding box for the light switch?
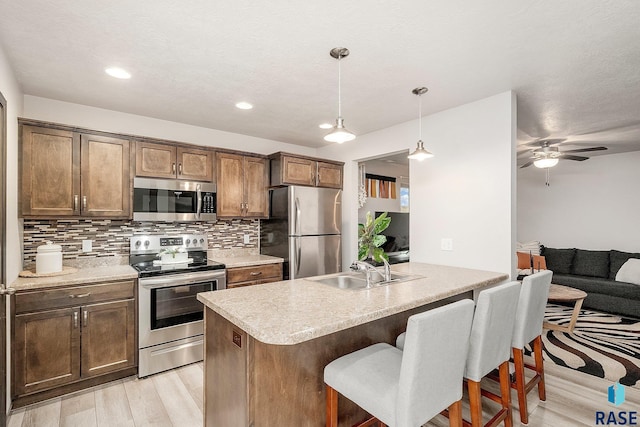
[82,240,92,252]
[441,238,453,251]
[243,234,251,244]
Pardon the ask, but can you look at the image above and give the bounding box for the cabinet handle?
[311,172,315,184]
[73,312,78,328]
[83,310,88,327]
[74,195,79,212]
[178,163,182,175]
[317,172,321,183]
[69,293,91,298]
[172,163,176,173]
[82,196,87,211]
[250,271,262,276]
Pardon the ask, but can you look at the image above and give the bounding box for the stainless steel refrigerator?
[260,186,342,280]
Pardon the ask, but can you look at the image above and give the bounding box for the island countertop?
[197,262,508,345]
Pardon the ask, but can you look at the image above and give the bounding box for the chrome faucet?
[350,259,392,287]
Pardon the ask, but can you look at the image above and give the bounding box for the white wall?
[318,91,517,275]
[518,150,640,252]
[0,45,23,287]
[23,96,317,157]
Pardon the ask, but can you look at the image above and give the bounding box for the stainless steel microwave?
[133,177,216,222]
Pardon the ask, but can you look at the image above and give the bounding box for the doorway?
[357,150,410,264]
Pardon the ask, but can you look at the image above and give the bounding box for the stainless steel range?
[130,234,226,377]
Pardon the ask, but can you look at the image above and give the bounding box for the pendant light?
[324,47,356,143]
[407,87,434,161]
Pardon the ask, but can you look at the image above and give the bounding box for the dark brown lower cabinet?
[12,280,136,407]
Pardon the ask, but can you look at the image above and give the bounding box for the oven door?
[139,270,226,348]
[133,177,217,222]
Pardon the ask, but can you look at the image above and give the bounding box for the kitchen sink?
[311,272,423,290]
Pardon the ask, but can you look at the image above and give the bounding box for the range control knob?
[144,240,150,247]
[135,240,141,247]
[199,238,205,244]
[186,239,191,245]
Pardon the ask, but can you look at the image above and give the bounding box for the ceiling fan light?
[407,141,434,161]
[324,117,356,143]
[533,157,559,168]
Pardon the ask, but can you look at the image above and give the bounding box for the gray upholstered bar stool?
[324,299,475,427]
[511,270,552,424]
[397,282,522,427]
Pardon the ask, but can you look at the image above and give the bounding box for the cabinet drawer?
[15,280,136,314]
[226,264,282,285]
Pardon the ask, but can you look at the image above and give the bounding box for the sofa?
[540,246,640,319]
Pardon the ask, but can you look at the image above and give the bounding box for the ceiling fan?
[519,139,608,168]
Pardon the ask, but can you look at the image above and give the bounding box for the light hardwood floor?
[8,361,639,426]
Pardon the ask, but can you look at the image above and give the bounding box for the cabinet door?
[316,162,343,189]
[21,125,80,216]
[135,141,177,179]
[217,153,244,217]
[281,156,315,186]
[177,147,214,182]
[80,134,131,218]
[13,307,81,396]
[81,299,135,378]
[244,156,269,218]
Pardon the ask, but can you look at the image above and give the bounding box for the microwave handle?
[196,184,202,219]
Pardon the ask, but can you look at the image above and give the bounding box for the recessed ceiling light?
[235,102,253,110]
[318,123,333,129]
[105,67,131,79]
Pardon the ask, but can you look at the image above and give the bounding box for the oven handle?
[196,184,202,220]
[139,270,226,288]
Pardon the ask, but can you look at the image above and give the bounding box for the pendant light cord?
[418,92,422,140]
[337,57,342,118]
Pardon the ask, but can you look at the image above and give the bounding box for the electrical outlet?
[441,238,453,251]
[82,239,92,252]
[243,234,251,244]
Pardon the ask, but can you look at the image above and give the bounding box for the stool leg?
[499,361,513,427]
[467,380,483,427]
[326,384,338,427]
[533,335,546,401]
[512,348,528,424]
[448,400,463,427]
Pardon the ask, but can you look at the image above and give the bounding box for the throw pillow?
[516,251,531,269]
[571,249,610,278]
[516,241,541,255]
[609,250,640,279]
[615,259,640,285]
[541,247,575,274]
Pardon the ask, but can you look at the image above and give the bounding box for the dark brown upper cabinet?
[135,140,214,182]
[269,152,343,189]
[217,152,268,218]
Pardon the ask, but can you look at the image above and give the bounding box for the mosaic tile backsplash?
[23,219,259,267]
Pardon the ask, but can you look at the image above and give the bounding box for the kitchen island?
[197,262,508,426]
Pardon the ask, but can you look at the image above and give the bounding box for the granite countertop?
[12,265,138,291]
[209,254,284,269]
[197,262,508,346]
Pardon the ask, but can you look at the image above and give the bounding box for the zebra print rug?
[535,304,640,388]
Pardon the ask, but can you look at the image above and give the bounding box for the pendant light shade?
[324,47,355,144]
[407,87,434,161]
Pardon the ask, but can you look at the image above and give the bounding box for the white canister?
[36,241,63,274]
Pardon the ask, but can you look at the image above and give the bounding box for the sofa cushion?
[571,249,610,278]
[541,247,575,274]
[609,250,640,279]
[551,274,640,300]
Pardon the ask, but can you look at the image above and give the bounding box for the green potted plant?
[358,211,391,263]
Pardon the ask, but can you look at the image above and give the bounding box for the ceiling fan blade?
[520,161,534,168]
[562,154,589,161]
[562,146,608,153]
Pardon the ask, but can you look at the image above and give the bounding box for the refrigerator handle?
[296,238,302,277]
[294,197,301,236]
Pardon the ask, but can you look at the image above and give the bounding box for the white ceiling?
[1,1,640,156]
